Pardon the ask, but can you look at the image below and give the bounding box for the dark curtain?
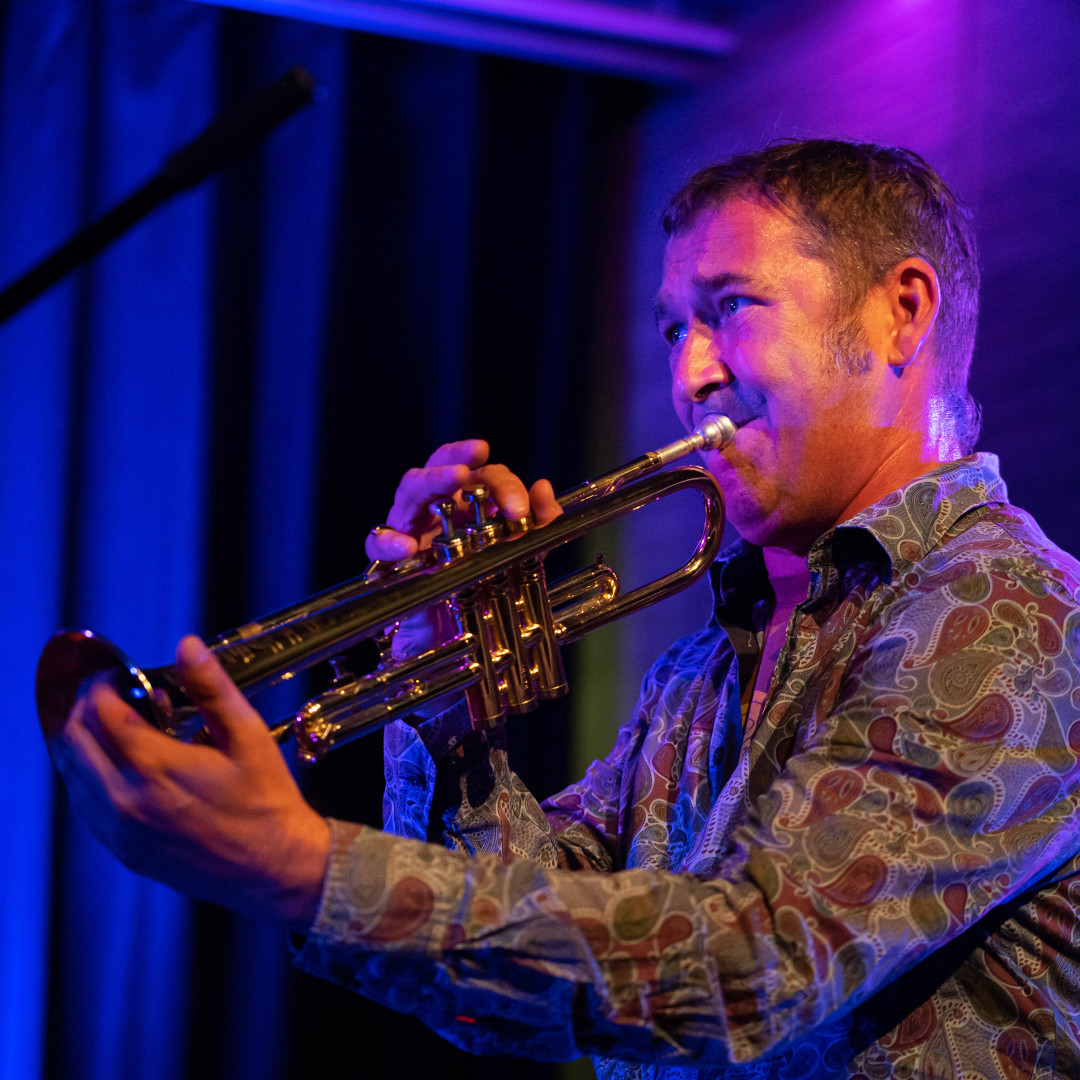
[0,3,651,1077]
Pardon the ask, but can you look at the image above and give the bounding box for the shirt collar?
[819,452,1008,576]
[709,453,1009,624]
[708,540,771,632]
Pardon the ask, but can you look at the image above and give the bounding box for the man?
[51,141,1080,1078]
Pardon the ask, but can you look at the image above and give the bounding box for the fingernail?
[505,494,528,518]
[178,635,211,666]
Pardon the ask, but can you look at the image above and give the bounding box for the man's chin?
[721,489,777,547]
[722,490,815,552]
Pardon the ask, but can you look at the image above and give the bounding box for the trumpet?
[37,415,734,765]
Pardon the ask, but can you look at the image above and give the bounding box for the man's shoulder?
[877,499,1080,656]
[850,452,1080,613]
[918,499,1080,603]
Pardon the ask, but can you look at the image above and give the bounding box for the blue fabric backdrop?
[0,3,644,1077]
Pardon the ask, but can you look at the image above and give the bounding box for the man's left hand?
[47,635,331,930]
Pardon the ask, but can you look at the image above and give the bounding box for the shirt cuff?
[293,817,455,959]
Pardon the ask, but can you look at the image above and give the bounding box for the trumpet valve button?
[464,485,500,547]
[464,485,490,524]
[430,499,470,562]
[431,498,458,538]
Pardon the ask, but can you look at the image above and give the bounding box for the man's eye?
[721,296,752,318]
[666,324,688,346]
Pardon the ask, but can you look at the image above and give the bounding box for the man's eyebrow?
[690,270,766,292]
[652,271,769,327]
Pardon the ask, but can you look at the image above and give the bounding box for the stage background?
[1,2,1077,1079]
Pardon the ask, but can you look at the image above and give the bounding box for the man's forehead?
[660,203,780,286]
[666,197,801,259]
[660,197,826,296]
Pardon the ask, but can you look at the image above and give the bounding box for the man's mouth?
[696,412,760,442]
[693,387,766,435]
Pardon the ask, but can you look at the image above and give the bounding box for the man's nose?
[672,326,732,403]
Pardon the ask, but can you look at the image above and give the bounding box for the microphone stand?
[0,67,316,325]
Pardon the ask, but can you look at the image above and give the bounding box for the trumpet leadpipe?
[558,413,735,510]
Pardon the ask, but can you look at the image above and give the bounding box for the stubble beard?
[821,308,874,377]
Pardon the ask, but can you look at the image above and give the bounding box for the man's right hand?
[364,439,561,563]
[363,439,563,666]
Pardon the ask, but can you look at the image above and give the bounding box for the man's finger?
[175,635,265,753]
[365,524,418,562]
[53,692,127,794]
[424,439,489,469]
[529,478,563,526]
[470,463,533,521]
[76,679,172,773]
[388,463,473,533]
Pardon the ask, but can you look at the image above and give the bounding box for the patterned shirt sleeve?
[294,540,1080,1069]
[382,627,734,871]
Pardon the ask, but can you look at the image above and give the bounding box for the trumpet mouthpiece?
[695,414,736,451]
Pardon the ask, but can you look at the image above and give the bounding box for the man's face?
[655,197,896,553]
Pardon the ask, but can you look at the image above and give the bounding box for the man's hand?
[48,635,331,931]
[363,439,563,663]
[364,438,562,563]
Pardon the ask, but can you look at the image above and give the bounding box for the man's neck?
[762,546,810,609]
[832,429,959,532]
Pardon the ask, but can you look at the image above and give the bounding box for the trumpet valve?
[515,557,569,702]
[464,485,499,548]
[431,498,469,562]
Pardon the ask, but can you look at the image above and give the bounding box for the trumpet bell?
[37,629,202,744]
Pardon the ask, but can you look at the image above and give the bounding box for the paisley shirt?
[293,454,1080,1079]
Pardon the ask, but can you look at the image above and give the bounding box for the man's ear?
[886,257,939,374]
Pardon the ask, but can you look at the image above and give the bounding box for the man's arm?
[295,564,1080,1066]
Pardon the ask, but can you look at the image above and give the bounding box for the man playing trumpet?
[50,140,1080,1078]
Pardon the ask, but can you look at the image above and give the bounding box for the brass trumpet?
[37,415,734,764]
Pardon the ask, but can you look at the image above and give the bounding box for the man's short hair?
[663,140,981,453]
